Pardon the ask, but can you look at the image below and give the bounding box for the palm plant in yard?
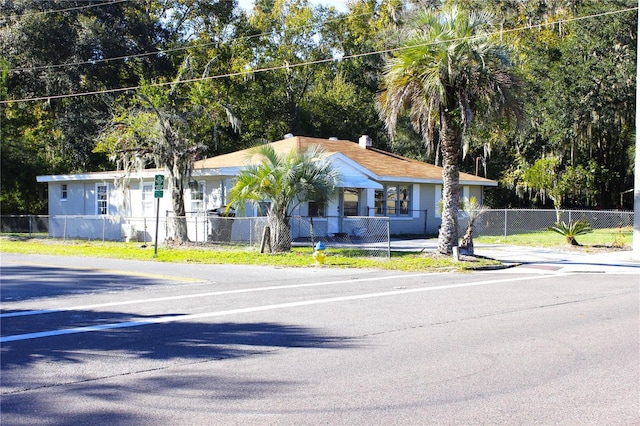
[227,144,339,253]
[378,6,519,255]
[548,220,593,246]
[459,196,488,255]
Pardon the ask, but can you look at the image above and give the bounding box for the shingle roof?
[194,136,496,185]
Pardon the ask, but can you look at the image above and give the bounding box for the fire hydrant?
[312,241,326,265]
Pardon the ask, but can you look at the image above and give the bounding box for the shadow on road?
[2,317,356,422]
[2,318,355,370]
[0,264,172,301]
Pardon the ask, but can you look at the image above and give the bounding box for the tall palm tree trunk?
[268,213,291,253]
[437,109,462,255]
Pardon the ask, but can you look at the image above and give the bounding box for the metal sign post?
[154,175,164,257]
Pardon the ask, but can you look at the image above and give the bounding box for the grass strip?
[0,236,499,272]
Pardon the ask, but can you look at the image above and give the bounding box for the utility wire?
[7,8,366,73]
[2,0,130,20]
[1,5,636,105]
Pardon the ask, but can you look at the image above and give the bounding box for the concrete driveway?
[390,239,640,274]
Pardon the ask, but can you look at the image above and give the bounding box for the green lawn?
[474,227,633,248]
[4,227,629,271]
[0,236,499,272]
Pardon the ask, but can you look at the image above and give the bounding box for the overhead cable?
[2,6,636,105]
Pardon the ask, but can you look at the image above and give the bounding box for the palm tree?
[378,6,519,255]
[227,144,340,253]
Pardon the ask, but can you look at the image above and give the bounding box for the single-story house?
[36,135,497,242]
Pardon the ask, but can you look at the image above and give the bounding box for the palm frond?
[548,220,593,245]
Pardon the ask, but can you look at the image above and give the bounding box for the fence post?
[310,216,315,249]
[503,209,508,239]
[102,216,106,243]
[165,210,169,243]
[568,210,572,224]
[28,215,33,237]
[63,216,67,242]
[387,220,391,259]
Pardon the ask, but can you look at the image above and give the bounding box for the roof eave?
[36,169,162,183]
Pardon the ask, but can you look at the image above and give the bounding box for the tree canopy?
[227,144,339,252]
[378,6,520,254]
[1,0,636,216]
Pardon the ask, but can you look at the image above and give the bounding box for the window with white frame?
[399,185,410,215]
[374,189,385,215]
[142,183,154,216]
[61,184,68,201]
[435,185,468,217]
[96,184,108,215]
[374,184,411,216]
[190,181,205,213]
[343,188,359,216]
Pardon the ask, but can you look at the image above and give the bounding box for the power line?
[6,5,364,74]
[1,5,636,105]
[2,0,130,20]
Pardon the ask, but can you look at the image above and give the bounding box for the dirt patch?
[563,244,632,253]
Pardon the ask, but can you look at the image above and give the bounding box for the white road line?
[0,273,446,318]
[0,273,574,343]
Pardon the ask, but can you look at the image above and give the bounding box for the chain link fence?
[183,214,391,258]
[477,209,634,238]
[1,213,391,258]
[289,216,391,258]
[2,209,633,254]
[0,215,49,236]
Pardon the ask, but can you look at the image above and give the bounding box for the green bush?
[547,220,593,246]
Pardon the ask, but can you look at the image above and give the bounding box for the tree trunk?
[437,108,462,255]
[170,173,189,243]
[268,213,291,253]
[459,223,474,255]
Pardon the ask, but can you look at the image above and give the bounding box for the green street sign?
[154,175,164,198]
[154,174,165,191]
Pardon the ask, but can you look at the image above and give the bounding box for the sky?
[237,0,349,13]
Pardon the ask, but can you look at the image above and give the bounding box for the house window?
[387,186,397,216]
[61,184,68,201]
[343,188,359,216]
[142,183,154,216]
[190,181,205,213]
[374,189,385,215]
[308,200,325,217]
[96,184,108,215]
[375,184,412,217]
[399,185,411,215]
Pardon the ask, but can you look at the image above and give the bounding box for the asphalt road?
[1,253,638,425]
